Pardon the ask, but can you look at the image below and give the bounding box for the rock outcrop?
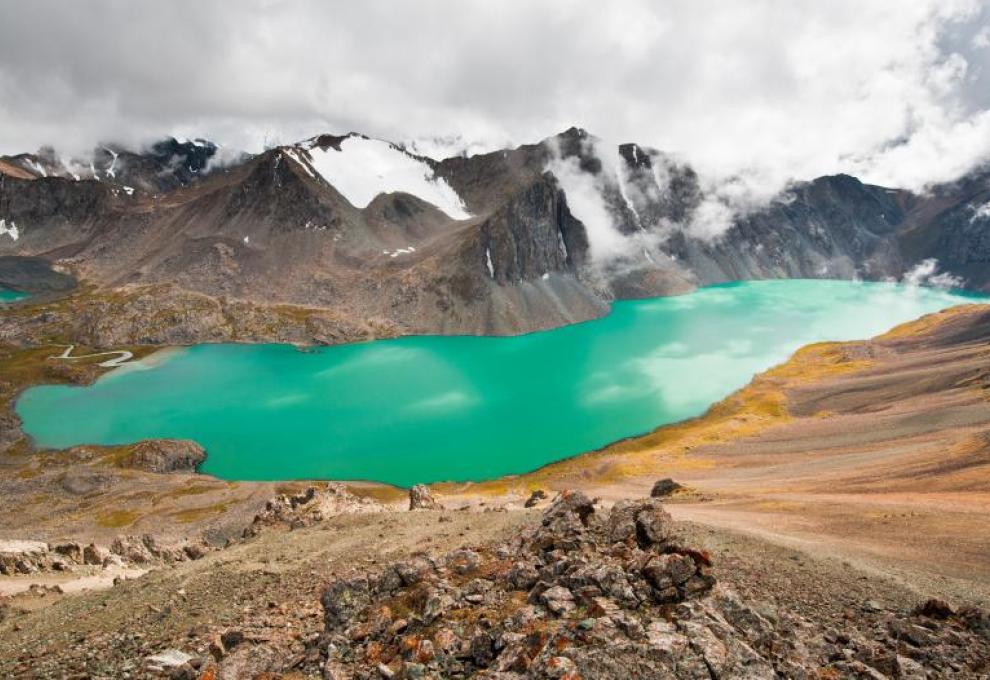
[408,485,443,511]
[245,483,386,537]
[0,534,212,576]
[124,439,206,474]
[296,493,990,679]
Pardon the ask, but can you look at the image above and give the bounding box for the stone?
[543,490,595,526]
[126,439,207,473]
[51,542,83,562]
[408,485,442,510]
[650,478,683,497]
[220,630,244,651]
[446,549,480,575]
[82,543,107,565]
[608,499,672,548]
[912,598,955,619]
[524,490,547,508]
[146,649,195,671]
[470,631,496,667]
[862,599,884,613]
[507,561,540,590]
[183,544,207,560]
[322,578,371,630]
[539,585,576,616]
[216,644,278,680]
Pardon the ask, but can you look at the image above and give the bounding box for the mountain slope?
[1,129,988,342]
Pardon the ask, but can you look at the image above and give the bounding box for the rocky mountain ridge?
[1,128,988,342]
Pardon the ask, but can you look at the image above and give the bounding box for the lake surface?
[0,288,28,303]
[16,280,986,486]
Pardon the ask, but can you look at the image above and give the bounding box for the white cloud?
[544,136,631,262]
[902,258,965,288]
[0,0,988,199]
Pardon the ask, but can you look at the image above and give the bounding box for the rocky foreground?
[23,489,975,680]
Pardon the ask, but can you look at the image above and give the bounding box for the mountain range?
[1,127,989,339]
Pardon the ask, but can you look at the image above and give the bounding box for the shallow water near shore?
[15,280,987,486]
[0,288,28,303]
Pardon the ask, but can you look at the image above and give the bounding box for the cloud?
[0,0,988,198]
[544,136,632,262]
[901,258,965,288]
[401,390,477,415]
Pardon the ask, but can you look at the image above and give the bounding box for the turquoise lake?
[15,280,987,486]
[0,288,28,303]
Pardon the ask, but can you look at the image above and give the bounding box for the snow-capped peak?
[285,135,471,220]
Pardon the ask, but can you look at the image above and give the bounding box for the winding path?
[49,344,134,368]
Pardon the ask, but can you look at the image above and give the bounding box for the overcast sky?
[1,0,989,194]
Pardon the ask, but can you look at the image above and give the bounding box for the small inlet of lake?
[0,288,28,303]
[15,280,988,486]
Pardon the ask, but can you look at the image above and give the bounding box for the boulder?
[82,543,107,565]
[912,598,955,619]
[542,490,595,526]
[408,485,442,510]
[607,499,673,548]
[524,489,547,508]
[51,542,83,563]
[126,439,207,473]
[650,478,683,498]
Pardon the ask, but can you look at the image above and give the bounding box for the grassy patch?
[153,484,221,504]
[96,509,140,528]
[170,502,229,523]
[878,304,983,340]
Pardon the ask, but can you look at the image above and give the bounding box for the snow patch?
[104,147,118,178]
[24,158,47,177]
[299,136,470,219]
[969,200,990,223]
[0,219,20,241]
[485,248,495,278]
[60,158,80,181]
[383,246,417,258]
[122,186,134,196]
[283,148,316,179]
[243,236,250,245]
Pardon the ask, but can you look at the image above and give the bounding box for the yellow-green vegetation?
[152,484,221,503]
[435,335,883,497]
[0,343,157,406]
[170,502,230,523]
[0,343,157,456]
[346,483,407,504]
[878,303,983,340]
[96,509,140,528]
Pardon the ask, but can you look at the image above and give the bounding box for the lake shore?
[2,293,989,609]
